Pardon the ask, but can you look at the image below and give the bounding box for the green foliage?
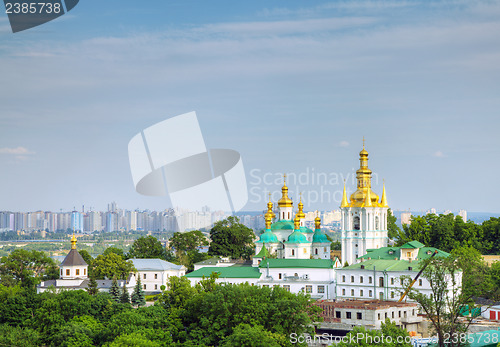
[0,249,59,289]
[120,283,130,304]
[208,216,255,259]
[78,249,94,267]
[387,208,402,240]
[131,277,146,307]
[401,256,471,347]
[337,318,411,346]
[0,324,40,347]
[221,323,285,347]
[127,235,171,260]
[110,277,121,302]
[86,276,99,295]
[103,247,126,259]
[331,241,341,250]
[92,252,136,280]
[170,230,210,271]
[158,276,198,310]
[482,217,500,254]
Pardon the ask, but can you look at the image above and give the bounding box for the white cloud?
[339,141,350,147]
[0,147,35,155]
[433,151,445,158]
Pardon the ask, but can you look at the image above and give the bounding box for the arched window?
[375,216,380,230]
[315,249,318,255]
[291,249,295,256]
[353,216,360,230]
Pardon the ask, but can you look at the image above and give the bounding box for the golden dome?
[264,193,276,220]
[348,139,381,207]
[278,174,293,207]
[71,233,77,250]
[314,212,321,230]
[293,216,300,230]
[296,194,305,220]
[265,216,272,229]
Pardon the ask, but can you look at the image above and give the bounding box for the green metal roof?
[256,230,279,243]
[271,220,294,230]
[400,241,425,249]
[340,259,424,271]
[255,245,269,258]
[185,266,262,279]
[259,258,335,269]
[312,229,329,243]
[359,242,449,261]
[285,230,309,244]
[193,257,220,266]
[299,226,314,234]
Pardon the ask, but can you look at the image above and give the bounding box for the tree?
[121,282,130,304]
[131,277,146,307]
[482,217,500,254]
[103,247,125,259]
[92,253,135,280]
[127,236,170,260]
[110,276,121,302]
[337,318,411,346]
[208,216,255,259]
[86,276,99,296]
[387,208,402,240]
[0,249,58,289]
[158,275,198,310]
[221,323,284,347]
[169,230,209,270]
[401,256,472,347]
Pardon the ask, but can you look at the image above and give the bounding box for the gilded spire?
[350,139,379,205]
[364,185,373,207]
[264,193,276,221]
[296,193,305,220]
[278,173,293,207]
[380,180,388,207]
[314,211,321,230]
[341,180,349,208]
[293,216,300,230]
[71,233,77,250]
[265,216,272,230]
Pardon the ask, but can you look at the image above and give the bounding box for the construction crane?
[398,250,438,302]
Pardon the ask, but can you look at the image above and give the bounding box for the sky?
[1,0,499,214]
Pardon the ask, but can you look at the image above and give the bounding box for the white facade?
[130,258,187,293]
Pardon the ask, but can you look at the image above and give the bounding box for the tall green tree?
[208,216,255,259]
[169,230,210,271]
[131,278,146,307]
[86,276,99,296]
[120,282,130,304]
[387,208,402,240]
[110,276,121,302]
[482,217,500,254]
[127,236,172,260]
[92,253,135,280]
[103,247,125,259]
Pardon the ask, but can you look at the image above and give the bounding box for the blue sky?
[1,0,499,213]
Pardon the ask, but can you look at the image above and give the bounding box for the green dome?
[271,220,294,230]
[286,230,309,244]
[299,226,314,234]
[312,229,329,243]
[257,230,278,243]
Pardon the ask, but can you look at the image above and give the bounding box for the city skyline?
[1,1,500,213]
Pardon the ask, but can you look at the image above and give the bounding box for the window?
[342,289,346,295]
[385,313,388,319]
[392,312,395,318]
[369,276,372,284]
[360,290,364,297]
[407,252,411,258]
[294,273,298,277]
[351,289,354,296]
[391,291,395,298]
[360,276,364,283]
[318,285,325,293]
[143,274,146,279]
[351,276,354,283]
[84,269,86,276]
[291,249,295,256]
[357,312,362,320]
[378,313,381,320]
[279,273,282,279]
[336,311,341,319]
[315,249,318,255]
[342,275,346,282]
[353,216,360,230]
[60,269,63,276]
[143,284,146,290]
[404,311,407,318]
[375,216,380,230]
[379,277,384,287]
[76,269,80,276]
[283,285,290,292]
[305,285,312,293]
[369,290,373,297]
[399,311,401,318]
[155,284,158,290]
[346,312,352,319]
[66,269,70,276]
[155,274,158,279]
[419,279,422,286]
[391,278,394,285]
